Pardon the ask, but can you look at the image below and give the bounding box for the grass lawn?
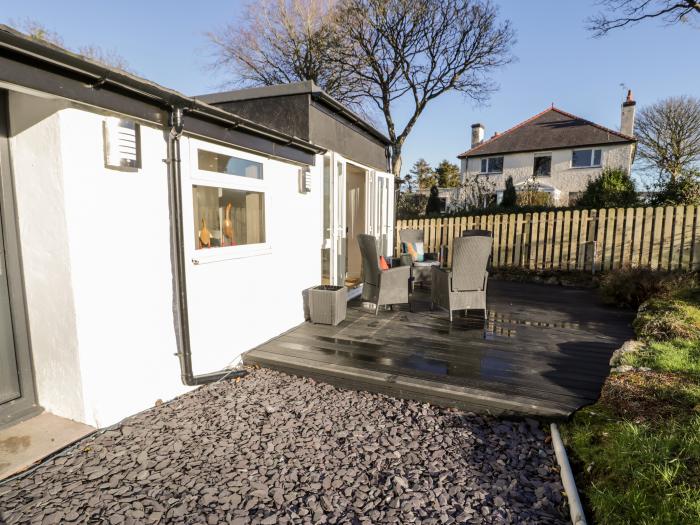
[561,284,700,525]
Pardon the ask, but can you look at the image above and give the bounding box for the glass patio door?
[373,172,393,257]
[329,154,347,286]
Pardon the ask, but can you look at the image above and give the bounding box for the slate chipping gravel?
[0,368,567,524]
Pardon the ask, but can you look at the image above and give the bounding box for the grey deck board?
[244,281,634,418]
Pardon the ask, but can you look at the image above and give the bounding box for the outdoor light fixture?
[299,167,312,193]
[103,117,141,171]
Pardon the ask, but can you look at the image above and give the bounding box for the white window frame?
[479,156,504,174]
[187,138,271,264]
[571,148,603,169]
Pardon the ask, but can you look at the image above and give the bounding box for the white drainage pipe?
[550,423,587,525]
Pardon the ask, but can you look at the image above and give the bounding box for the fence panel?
[395,205,700,272]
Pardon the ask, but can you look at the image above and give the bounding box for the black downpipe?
[166,107,246,386]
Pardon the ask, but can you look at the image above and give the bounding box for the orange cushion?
[379,256,389,270]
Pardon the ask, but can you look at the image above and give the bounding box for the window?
[571,149,602,168]
[568,191,582,205]
[192,186,265,248]
[198,149,263,179]
[191,144,268,255]
[533,155,551,176]
[480,156,504,174]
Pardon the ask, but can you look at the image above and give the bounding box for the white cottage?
[458,93,637,206]
[0,26,393,430]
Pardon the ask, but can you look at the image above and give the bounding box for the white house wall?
[8,92,86,424]
[181,140,322,376]
[8,91,326,428]
[461,144,635,204]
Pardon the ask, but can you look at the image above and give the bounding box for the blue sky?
[2,1,696,177]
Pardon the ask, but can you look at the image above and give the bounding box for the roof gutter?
[0,25,324,156]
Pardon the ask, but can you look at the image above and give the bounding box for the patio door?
[0,90,37,426]
[322,153,347,287]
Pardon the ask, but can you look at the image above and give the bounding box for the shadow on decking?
[244,280,635,418]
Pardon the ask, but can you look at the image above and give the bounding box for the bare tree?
[332,0,514,180]
[587,0,700,36]
[207,0,367,110]
[636,96,700,181]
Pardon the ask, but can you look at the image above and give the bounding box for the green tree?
[577,167,639,208]
[652,169,700,205]
[409,158,437,191]
[435,159,461,187]
[425,185,443,215]
[500,176,517,207]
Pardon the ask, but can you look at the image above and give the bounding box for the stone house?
[458,93,637,206]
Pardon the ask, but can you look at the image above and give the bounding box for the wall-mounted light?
[103,118,141,171]
[299,167,312,193]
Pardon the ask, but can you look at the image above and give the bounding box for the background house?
[458,93,637,206]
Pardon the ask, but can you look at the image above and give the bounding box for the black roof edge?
[0,25,325,158]
[200,80,392,146]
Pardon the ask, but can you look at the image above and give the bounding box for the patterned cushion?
[402,241,425,262]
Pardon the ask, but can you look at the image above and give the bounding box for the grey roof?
[458,107,635,158]
[199,81,391,145]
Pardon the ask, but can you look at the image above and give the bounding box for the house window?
[198,149,263,179]
[571,149,602,168]
[480,156,503,174]
[192,186,265,248]
[191,143,268,255]
[533,155,551,176]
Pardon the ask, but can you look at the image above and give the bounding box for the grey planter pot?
[309,285,347,326]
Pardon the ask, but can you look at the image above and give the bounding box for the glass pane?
[534,156,551,176]
[198,150,263,179]
[192,185,265,248]
[572,149,592,167]
[593,149,602,166]
[489,157,503,173]
[480,159,487,172]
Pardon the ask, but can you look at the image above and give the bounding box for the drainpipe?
[166,106,247,386]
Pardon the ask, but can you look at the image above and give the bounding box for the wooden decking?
[244,281,635,418]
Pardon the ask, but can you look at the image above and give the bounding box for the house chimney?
[471,123,484,148]
[621,89,636,137]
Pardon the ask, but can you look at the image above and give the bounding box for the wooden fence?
[396,205,700,272]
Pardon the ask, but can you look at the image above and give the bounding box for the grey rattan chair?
[398,229,440,286]
[431,236,492,322]
[358,234,411,314]
[462,229,492,237]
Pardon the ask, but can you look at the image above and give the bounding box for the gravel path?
[0,369,567,524]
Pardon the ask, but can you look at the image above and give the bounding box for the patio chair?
[358,234,411,314]
[431,236,492,322]
[398,229,440,287]
[461,229,492,237]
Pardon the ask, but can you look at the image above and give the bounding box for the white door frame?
[327,154,394,286]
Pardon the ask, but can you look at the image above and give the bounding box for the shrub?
[396,192,428,219]
[634,294,700,341]
[500,176,517,207]
[425,185,442,215]
[651,169,700,206]
[577,167,639,208]
[599,268,698,308]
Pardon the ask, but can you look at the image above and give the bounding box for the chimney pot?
[471,123,484,148]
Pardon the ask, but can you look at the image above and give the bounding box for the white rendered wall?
[56,108,189,427]
[181,139,322,376]
[8,92,86,423]
[461,144,635,205]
